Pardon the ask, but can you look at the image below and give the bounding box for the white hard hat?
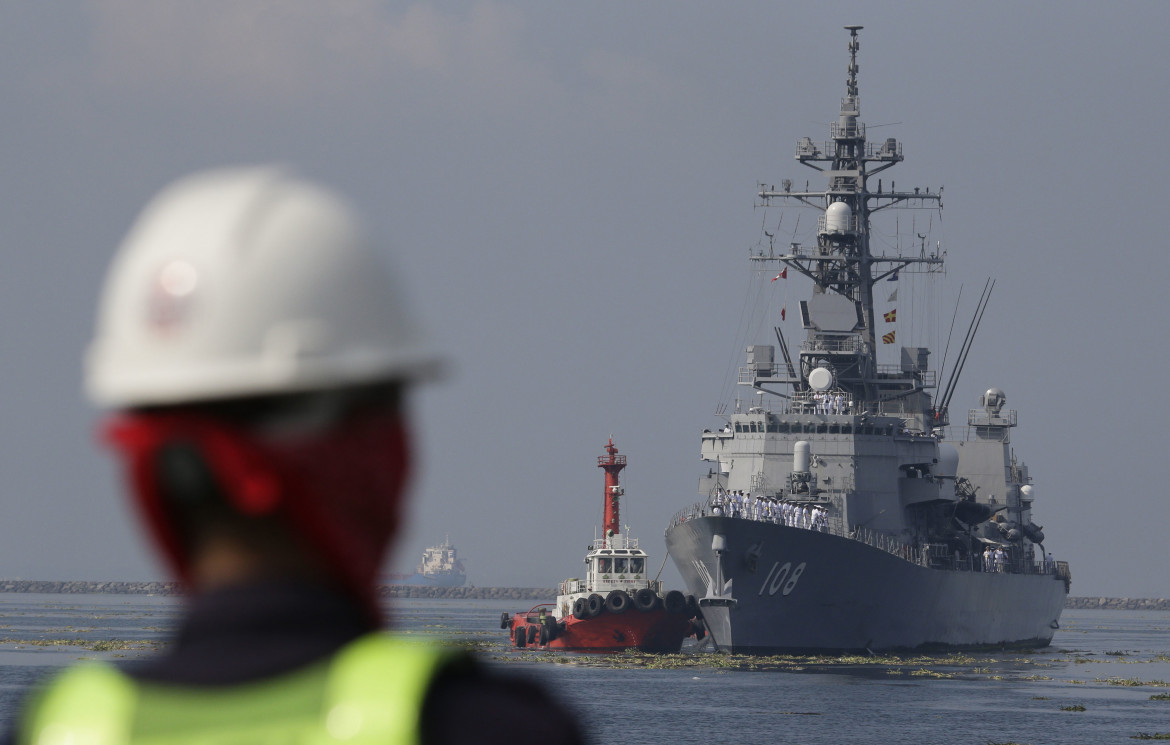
[86,166,442,407]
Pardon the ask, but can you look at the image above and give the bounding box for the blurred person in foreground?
[13,167,583,745]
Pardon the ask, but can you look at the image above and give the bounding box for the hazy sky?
[1,2,1167,599]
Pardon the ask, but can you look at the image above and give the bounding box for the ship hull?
[666,515,1067,654]
[510,606,697,654]
[403,572,466,588]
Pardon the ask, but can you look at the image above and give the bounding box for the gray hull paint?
[666,516,1066,654]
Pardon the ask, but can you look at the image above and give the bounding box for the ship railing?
[817,214,863,235]
[830,121,866,140]
[560,578,662,596]
[875,365,937,388]
[967,409,1017,427]
[920,542,1061,576]
[795,135,883,159]
[561,579,586,595]
[790,391,855,416]
[800,338,863,354]
[667,497,1059,577]
[666,497,842,537]
[588,537,641,551]
[849,526,924,566]
[737,365,801,385]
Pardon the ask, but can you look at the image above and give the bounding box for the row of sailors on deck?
[983,546,1008,572]
[711,490,827,531]
[813,392,850,415]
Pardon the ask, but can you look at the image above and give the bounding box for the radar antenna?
[845,25,863,97]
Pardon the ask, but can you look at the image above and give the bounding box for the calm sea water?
[0,593,1167,744]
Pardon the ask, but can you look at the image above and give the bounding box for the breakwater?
[0,580,554,601]
[0,581,1165,609]
[1063,596,1170,611]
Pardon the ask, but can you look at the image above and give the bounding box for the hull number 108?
[759,561,807,597]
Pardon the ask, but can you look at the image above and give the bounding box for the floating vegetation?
[487,649,1003,673]
[0,638,158,652]
[480,637,1169,694]
[1131,734,1170,740]
[1049,650,1164,664]
[445,639,499,653]
[909,668,954,678]
[1059,704,1086,712]
[1149,693,1170,701]
[1098,677,1170,688]
[1031,696,1050,700]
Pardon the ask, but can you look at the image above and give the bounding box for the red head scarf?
[104,404,410,625]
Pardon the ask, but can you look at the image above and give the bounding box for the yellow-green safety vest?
[20,633,462,745]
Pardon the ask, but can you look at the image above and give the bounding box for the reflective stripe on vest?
[21,634,458,745]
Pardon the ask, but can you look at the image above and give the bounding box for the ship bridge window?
[597,558,612,573]
[629,558,645,574]
[767,422,779,433]
[735,423,744,433]
[749,422,759,433]
[613,558,628,574]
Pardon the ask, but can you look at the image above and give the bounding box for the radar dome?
[808,367,834,391]
[825,202,853,233]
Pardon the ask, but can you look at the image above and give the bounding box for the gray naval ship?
[664,26,1071,654]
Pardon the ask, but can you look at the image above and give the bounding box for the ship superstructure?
[663,26,1069,654]
[405,537,467,587]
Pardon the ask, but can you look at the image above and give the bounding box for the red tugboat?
[501,439,703,652]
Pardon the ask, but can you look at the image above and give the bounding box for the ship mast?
[754,25,944,415]
[597,437,627,546]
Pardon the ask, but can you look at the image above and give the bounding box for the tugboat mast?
[755,25,944,415]
[597,438,627,546]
